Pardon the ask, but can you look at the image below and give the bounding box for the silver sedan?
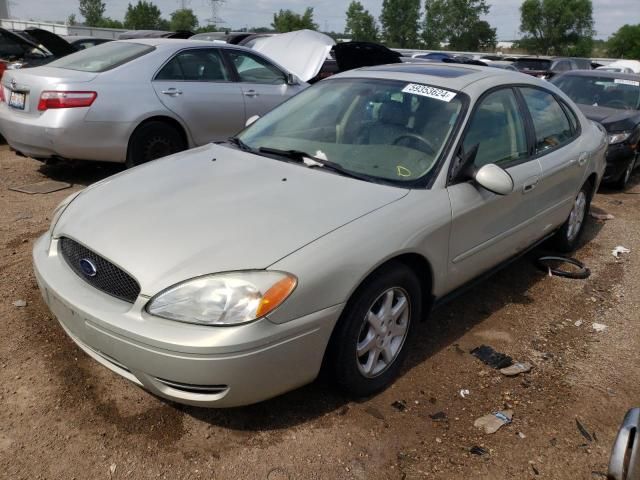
[34,64,606,407]
[0,39,310,166]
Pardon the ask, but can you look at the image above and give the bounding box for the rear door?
[518,86,586,231]
[152,47,245,144]
[446,87,542,290]
[222,48,305,119]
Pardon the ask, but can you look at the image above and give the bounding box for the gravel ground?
[1,148,639,479]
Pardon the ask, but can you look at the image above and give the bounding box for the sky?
[9,0,640,40]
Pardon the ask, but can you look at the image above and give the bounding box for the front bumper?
[33,234,342,407]
[0,103,130,162]
[603,142,638,183]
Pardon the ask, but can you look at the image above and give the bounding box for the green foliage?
[124,1,164,30]
[67,14,78,26]
[271,8,318,33]
[170,8,199,31]
[519,0,594,55]
[423,0,495,50]
[608,24,640,59]
[345,1,378,42]
[252,27,275,33]
[79,0,105,26]
[96,17,124,28]
[379,0,421,48]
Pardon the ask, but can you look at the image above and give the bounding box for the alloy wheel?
[566,190,587,242]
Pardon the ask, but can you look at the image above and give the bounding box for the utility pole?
[0,0,10,19]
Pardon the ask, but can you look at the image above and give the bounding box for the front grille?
[59,237,141,303]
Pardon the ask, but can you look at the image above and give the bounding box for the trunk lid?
[333,41,402,72]
[23,28,78,57]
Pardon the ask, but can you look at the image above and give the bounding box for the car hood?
[54,143,408,295]
[577,104,640,132]
[251,29,335,82]
[23,28,77,57]
[333,41,402,72]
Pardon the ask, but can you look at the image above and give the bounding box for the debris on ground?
[109,463,117,477]
[590,209,615,221]
[574,319,584,327]
[517,432,526,439]
[499,362,533,377]
[469,446,489,456]
[12,299,26,307]
[364,406,385,420]
[391,400,407,412]
[576,418,594,442]
[459,389,470,398]
[535,256,591,279]
[9,180,72,194]
[471,345,513,369]
[612,246,631,258]
[592,323,608,332]
[429,411,447,421]
[474,410,513,434]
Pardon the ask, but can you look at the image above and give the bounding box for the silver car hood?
[54,144,408,295]
[251,29,334,82]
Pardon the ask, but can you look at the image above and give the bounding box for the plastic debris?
[109,464,117,477]
[474,410,513,434]
[592,323,607,332]
[470,446,489,456]
[499,362,533,377]
[12,300,26,307]
[391,400,407,412]
[574,319,583,327]
[612,246,630,258]
[471,345,513,369]
[517,432,527,439]
[590,211,615,221]
[429,411,447,421]
[459,389,470,398]
[576,418,593,442]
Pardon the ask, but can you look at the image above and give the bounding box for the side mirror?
[286,73,299,85]
[245,115,260,127]
[474,164,514,195]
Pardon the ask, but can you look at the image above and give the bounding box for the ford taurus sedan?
[33,63,606,407]
[0,38,322,166]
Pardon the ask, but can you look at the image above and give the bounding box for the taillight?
[38,91,97,111]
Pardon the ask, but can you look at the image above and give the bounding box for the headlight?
[146,271,297,326]
[49,191,81,233]
[608,132,632,145]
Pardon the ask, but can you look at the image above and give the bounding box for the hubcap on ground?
[567,190,587,241]
[356,287,410,378]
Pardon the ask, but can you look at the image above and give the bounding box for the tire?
[126,121,186,168]
[329,262,422,398]
[551,182,591,252]
[613,156,636,190]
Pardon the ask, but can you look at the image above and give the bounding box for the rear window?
[47,42,154,72]
[514,59,552,71]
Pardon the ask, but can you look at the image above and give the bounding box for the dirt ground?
[1,147,639,480]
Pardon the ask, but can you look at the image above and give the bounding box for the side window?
[226,50,286,84]
[561,101,580,134]
[554,60,571,72]
[520,87,574,154]
[155,49,229,82]
[463,88,529,168]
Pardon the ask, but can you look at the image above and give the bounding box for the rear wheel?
[552,182,591,252]
[126,121,186,168]
[329,262,422,397]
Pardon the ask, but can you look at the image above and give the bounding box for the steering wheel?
[605,99,633,110]
[392,133,436,155]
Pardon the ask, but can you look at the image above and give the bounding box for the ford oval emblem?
[79,258,97,277]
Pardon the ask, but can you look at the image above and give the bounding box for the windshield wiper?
[227,136,254,152]
[257,147,374,182]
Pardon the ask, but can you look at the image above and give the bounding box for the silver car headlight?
[146,271,297,326]
[49,191,81,233]
[608,132,631,145]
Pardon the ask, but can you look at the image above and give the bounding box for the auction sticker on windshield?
[614,79,640,87]
[402,83,457,102]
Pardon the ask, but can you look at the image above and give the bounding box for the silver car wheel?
[566,190,587,242]
[356,287,410,378]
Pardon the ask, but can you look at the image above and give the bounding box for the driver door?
[446,87,543,290]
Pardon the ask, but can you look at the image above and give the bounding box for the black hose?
[535,256,591,279]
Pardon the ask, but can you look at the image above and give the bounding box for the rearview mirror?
[245,115,260,127]
[475,164,514,195]
[286,73,299,85]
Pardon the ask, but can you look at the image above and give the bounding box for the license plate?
[8,91,26,110]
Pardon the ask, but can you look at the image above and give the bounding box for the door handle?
[243,90,259,97]
[577,152,589,167]
[161,88,183,96]
[523,179,539,193]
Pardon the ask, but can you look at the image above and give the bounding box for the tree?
[422,0,496,50]
[170,8,199,31]
[379,0,421,48]
[79,0,105,26]
[124,1,164,30]
[97,17,124,28]
[67,14,78,26]
[345,1,378,42]
[519,0,594,56]
[271,8,318,32]
[608,24,640,59]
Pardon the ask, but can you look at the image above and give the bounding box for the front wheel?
[552,182,591,252]
[613,156,636,190]
[329,262,422,397]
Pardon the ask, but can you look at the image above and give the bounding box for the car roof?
[558,70,640,81]
[331,62,534,92]
[116,38,251,50]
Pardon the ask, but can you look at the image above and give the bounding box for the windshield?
[553,75,640,110]
[514,59,552,71]
[238,78,464,184]
[47,41,154,72]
